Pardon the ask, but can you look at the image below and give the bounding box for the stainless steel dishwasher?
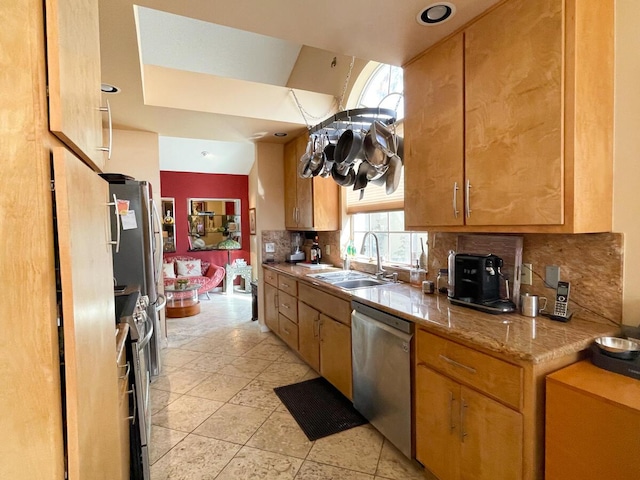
[351,300,414,458]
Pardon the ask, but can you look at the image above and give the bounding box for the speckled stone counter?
[263,263,618,364]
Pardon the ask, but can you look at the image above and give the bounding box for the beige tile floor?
[150,292,429,480]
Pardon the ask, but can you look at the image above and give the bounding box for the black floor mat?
[274,377,368,441]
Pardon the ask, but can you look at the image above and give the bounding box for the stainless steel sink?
[331,278,387,289]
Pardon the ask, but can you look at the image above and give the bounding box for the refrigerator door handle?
[155,293,166,312]
[107,193,121,253]
[150,198,162,283]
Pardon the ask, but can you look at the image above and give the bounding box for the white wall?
[613,0,640,326]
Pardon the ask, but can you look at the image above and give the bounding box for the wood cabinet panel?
[465,0,562,226]
[278,275,297,296]
[460,385,523,480]
[405,33,464,229]
[546,361,640,479]
[320,314,352,400]
[278,314,299,351]
[53,147,124,479]
[415,364,460,480]
[298,301,320,372]
[278,290,297,323]
[417,330,522,410]
[264,283,279,334]
[264,269,278,287]
[283,140,299,229]
[45,0,106,172]
[298,283,351,326]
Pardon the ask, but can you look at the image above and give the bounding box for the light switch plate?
[265,242,275,253]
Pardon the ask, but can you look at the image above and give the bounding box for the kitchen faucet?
[361,231,386,279]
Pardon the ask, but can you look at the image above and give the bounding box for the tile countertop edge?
[262,263,619,365]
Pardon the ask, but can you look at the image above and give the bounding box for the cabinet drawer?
[416,329,522,410]
[278,275,297,296]
[298,283,351,326]
[278,291,298,323]
[278,314,299,351]
[264,268,278,287]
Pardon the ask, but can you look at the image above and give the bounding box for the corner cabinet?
[404,0,614,233]
[45,0,111,172]
[284,134,339,231]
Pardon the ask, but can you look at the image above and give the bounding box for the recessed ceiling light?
[417,2,456,25]
[101,83,121,94]
[201,151,216,159]
[274,132,288,137]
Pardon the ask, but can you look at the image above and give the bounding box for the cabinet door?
[46,0,106,172]
[319,314,352,400]
[310,176,340,231]
[295,135,314,228]
[464,0,562,226]
[298,301,320,371]
[264,283,279,334]
[283,140,298,229]
[405,33,464,229]
[415,365,460,480]
[53,147,124,479]
[460,386,523,480]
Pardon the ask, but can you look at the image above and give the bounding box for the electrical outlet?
[545,265,560,289]
[325,245,331,256]
[265,242,275,253]
[521,263,533,285]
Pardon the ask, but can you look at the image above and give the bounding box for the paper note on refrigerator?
[121,210,138,230]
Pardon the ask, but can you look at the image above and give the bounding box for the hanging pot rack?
[308,107,397,140]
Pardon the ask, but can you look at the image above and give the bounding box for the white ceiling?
[98,0,502,173]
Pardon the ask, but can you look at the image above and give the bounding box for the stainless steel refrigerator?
[103,174,164,377]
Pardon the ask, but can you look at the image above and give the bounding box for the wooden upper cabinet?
[404,33,464,229]
[283,133,339,231]
[403,0,613,233]
[464,0,562,226]
[45,0,108,172]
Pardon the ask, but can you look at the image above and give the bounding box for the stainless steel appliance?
[286,232,305,263]
[449,253,516,314]
[351,301,414,458]
[117,291,153,480]
[102,174,165,376]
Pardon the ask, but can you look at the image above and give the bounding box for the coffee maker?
[449,253,516,314]
[286,232,305,263]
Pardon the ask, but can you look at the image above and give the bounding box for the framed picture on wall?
[249,208,256,235]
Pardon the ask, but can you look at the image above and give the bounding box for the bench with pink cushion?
[162,255,225,300]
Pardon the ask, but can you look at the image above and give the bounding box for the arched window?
[356,63,404,120]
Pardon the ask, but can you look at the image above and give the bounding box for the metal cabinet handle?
[283,327,290,335]
[465,179,472,218]
[439,354,477,374]
[274,293,278,308]
[449,391,456,432]
[98,100,113,160]
[460,398,468,442]
[314,314,320,338]
[118,361,130,380]
[281,282,289,288]
[281,303,290,309]
[126,384,137,423]
[453,182,459,218]
[107,194,121,252]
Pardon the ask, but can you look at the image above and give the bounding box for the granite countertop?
[263,263,618,364]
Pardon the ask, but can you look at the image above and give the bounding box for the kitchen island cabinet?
[283,133,339,231]
[404,0,614,233]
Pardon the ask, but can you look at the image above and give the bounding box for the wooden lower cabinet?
[416,364,523,480]
[298,301,320,371]
[320,313,352,400]
[264,283,279,334]
[278,314,298,350]
[545,361,640,479]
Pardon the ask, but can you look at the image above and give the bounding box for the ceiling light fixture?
[201,151,216,159]
[274,132,288,137]
[416,2,456,25]
[101,83,121,94]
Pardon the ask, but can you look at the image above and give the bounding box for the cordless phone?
[549,281,573,322]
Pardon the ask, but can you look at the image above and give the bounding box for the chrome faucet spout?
[361,231,385,277]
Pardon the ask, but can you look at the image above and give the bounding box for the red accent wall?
[160,171,250,266]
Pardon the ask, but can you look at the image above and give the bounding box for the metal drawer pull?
[281,303,290,309]
[449,391,456,432]
[439,354,476,374]
[281,283,289,288]
[453,182,459,218]
[283,327,290,335]
[460,399,468,442]
[118,361,130,380]
[107,194,121,252]
[127,384,137,423]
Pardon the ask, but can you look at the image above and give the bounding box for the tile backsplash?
[261,230,623,326]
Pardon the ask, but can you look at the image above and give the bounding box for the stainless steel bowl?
[594,336,640,360]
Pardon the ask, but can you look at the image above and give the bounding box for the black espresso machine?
[449,253,516,314]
